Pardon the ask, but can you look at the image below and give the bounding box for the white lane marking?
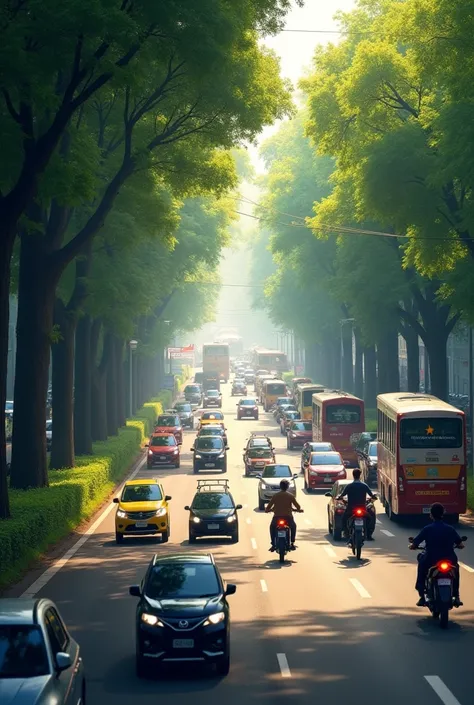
[251,538,258,550]
[324,545,337,559]
[260,579,268,593]
[22,456,145,598]
[246,517,252,524]
[380,529,395,537]
[243,503,248,509]
[304,518,312,525]
[349,578,371,599]
[459,561,474,573]
[424,676,462,705]
[277,653,292,678]
[376,519,382,525]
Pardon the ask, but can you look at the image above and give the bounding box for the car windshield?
[202,412,223,420]
[121,484,162,502]
[186,386,201,394]
[311,443,333,451]
[248,448,273,459]
[199,427,223,435]
[146,563,220,599]
[157,416,179,426]
[368,442,378,457]
[0,626,49,678]
[284,411,299,419]
[206,390,219,397]
[266,383,286,395]
[250,439,270,447]
[175,403,192,412]
[240,400,256,406]
[192,493,234,509]
[196,438,224,450]
[234,379,245,385]
[262,465,292,478]
[150,436,176,447]
[310,453,341,465]
[277,398,291,405]
[291,422,311,431]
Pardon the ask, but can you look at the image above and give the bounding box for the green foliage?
[0,397,163,589]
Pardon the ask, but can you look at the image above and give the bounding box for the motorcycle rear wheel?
[355,532,363,560]
[278,538,286,563]
[439,606,449,629]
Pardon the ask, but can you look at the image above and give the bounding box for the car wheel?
[136,652,148,678]
[115,532,124,544]
[146,463,152,469]
[327,511,332,534]
[189,534,197,543]
[258,498,265,511]
[216,651,230,676]
[333,523,342,541]
[175,461,180,468]
[193,465,199,474]
[287,440,292,450]
[222,463,227,473]
[255,414,259,420]
[232,528,239,543]
[161,529,169,543]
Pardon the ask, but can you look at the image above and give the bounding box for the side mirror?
[129,585,141,597]
[165,495,172,501]
[256,474,262,479]
[55,652,72,672]
[184,505,190,511]
[304,461,309,467]
[461,536,468,541]
[225,584,237,596]
[235,504,243,510]
[293,474,298,479]
[225,446,230,451]
[190,447,195,452]
[325,492,332,497]
[113,497,119,504]
[144,443,149,447]
[408,537,414,542]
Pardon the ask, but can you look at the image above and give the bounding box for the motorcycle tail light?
[355,508,364,516]
[278,520,286,526]
[439,561,450,572]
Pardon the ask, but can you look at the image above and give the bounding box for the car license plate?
[208,523,220,529]
[354,519,364,526]
[438,578,451,586]
[205,463,215,468]
[324,477,332,483]
[277,531,287,537]
[159,456,166,460]
[173,639,194,649]
[135,521,148,528]
[423,507,431,513]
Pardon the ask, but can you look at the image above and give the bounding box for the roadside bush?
[468,477,474,512]
[0,398,163,590]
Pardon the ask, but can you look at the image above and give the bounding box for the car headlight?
[204,611,225,626]
[141,613,164,627]
[195,454,202,459]
[218,453,225,459]
[193,516,201,523]
[117,509,127,518]
[156,507,167,517]
[148,450,153,455]
[173,448,179,454]
[260,482,267,489]
[227,515,236,523]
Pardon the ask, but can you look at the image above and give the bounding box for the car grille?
[126,511,157,520]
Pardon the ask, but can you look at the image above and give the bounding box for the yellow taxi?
[113,478,171,544]
[198,410,225,431]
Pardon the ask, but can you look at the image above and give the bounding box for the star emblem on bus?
[426,424,434,435]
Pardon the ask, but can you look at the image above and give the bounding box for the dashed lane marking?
[380,529,395,537]
[277,653,292,678]
[424,676,462,705]
[459,561,474,573]
[349,578,371,599]
[260,579,268,593]
[251,538,258,550]
[246,517,252,524]
[304,518,312,525]
[323,545,337,559]
[376,519,382,525]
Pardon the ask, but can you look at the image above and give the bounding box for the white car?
[257,464,298,511]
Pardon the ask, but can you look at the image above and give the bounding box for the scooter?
[273,511,304,563]
[345,497,377,560]
[409,536,467,629]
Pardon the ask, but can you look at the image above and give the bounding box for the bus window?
[326,404,361,424]
[400,417,462,449]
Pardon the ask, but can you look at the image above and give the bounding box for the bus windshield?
[326,404,361,424]
[400,417,462,449]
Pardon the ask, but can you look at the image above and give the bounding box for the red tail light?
[278,520,286,526]
[439,561,451,572]
[355,508,364,516]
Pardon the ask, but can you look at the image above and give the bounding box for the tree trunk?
[425,333,449,401]
[74,315,93,455]
[342,327,353,393]
[364,345,377,408]
[0,234,15,517]
[404,327,420,393]
[91,370,107,441]
[156,347,164,393]
[326,338,340,388]
[424,344,430,393]
[354,330,364,399]
[10,237,57,489]
[115,338,126,427]
[304,340,318,380]
[50,298,75,469]
[106,334,119,436]
[377,330,399,394]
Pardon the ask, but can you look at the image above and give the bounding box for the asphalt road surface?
[8,383,474,705]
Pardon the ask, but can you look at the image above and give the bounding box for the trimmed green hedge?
[0,399,164,590]
[365,408,377,432]
[468,477,474,512]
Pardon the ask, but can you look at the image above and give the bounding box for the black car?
[354,431,377,455]
[231,381,247,396]
[185,480,242,543]
[326,479,376,541]
[130,553,236,677]
[184,384,203,407]
[203,389,222,408]
[358,440,378,484]
[191,436,229,473]
[173,401,194,429]
[236,398,259,420]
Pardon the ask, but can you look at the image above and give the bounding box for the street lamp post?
[340,318,355,390]
[129,339,138,417]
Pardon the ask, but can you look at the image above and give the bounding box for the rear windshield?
[206,390,220,397]
[240,400,256,406]
[192,493,233,509]
[202,412,224,420]
[291,422,311,431]
[196,437,224,450]
[0,626,49,678]
[199,427,223,435]
[400,417,463,449]
[248,448,273,458]
[310,453,341,465]
[326,404,361,424]
[156,416,179,426]
[266,383,286,395]
[303,390,317,406]
[262,465,292,478]
[175,403,192,412]
[150,436,176,447]
[185,385,201,394]
[147,564,220,599]
[122,484,162,502]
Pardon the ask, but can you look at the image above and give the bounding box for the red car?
[145,433,181,468]
[237,398,259,420]
[303,451,347,492]
[287,420,312,450]
[154,414,183,444]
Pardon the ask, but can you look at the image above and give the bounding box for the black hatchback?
[191,436,229,473]
[186,480,242,543]
[130,553,236,677]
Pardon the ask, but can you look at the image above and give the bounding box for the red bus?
[377,393,466,522]
[312,391,365,467]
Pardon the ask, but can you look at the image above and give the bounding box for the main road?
[7,382,474,705]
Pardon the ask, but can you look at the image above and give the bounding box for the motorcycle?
[409,535,467,628]
[347,499,377,559]
[273,511,303,564]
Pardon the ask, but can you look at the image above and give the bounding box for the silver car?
[0,598,85,705]
[257,464,298,511]
[172,402,194,429]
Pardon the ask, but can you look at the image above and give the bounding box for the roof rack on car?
[196,479,230,492]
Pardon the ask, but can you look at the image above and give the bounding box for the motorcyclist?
[336,468,376,541]
[265,479,302,551]
[409,502,464,607]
